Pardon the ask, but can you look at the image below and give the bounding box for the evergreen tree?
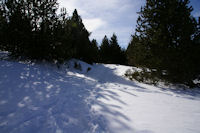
[0,0,59,59]
[31,0,58,60]
[0,1,98,64]
[109,34,126,64]
[68,9,91,62]
[90,39,99,63]
[53,7,72,62]
[3,0,32,57]
[0,1,7,50]
[99,34,127,64]
[99,35,111,63]
[127,0,198,86]
[191,17,200,82]
[194,17,200,44]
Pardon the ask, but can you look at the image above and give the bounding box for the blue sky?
[58,0,200,48]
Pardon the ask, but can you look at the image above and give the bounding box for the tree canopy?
[127,0,200,87]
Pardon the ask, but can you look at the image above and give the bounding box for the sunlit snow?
[0,57,200,133]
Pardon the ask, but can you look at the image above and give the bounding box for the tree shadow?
[89,64,200,100]
[157,85,200,100]
[87,64,148,90]
[0,60,154,133]
[0,60,99,132]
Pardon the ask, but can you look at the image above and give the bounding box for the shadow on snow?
[0,60,199,133]
[0,60,151,133]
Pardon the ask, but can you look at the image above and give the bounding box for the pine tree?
[191,17,200,83]
[0,1,97,64]
[99,35,111,63]
[99,34,126,64]
[0,1,7,50]
[127,0,197,86]
[68,9,91,63]
[3,0,32,57]
[53,7,71,62]
[109,34,126,64]
[194,17,200,44]
[90,39,99,63]
[1,0,59,59]
[32,0,58,60]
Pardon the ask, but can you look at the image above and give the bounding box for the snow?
[0,58,200,133]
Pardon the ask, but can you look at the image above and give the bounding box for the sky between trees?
[58,0,200,48]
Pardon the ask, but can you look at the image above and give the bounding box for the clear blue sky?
[58,0,200,48]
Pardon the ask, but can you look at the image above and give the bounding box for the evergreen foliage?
[0,1,96,64]
[0,1,7,50]
[192,17,200,81]
[90,39,99,63]
[99,35,111,63]
[1,0,199,88]
[99,34,127,65]
[127,0,199,87]
[67,9,92,63]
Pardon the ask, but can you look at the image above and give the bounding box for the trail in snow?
[0,59,200,133]
[87,64,200,133]
[0,60,107,133]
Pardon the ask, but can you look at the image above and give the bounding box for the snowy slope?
[0,59,200,133]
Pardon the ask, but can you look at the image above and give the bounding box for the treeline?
[99,35,127,64]
[126,0,200,87]
[1,0,200,87]
[0,0,126,64]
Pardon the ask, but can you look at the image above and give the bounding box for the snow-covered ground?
[0,59,200,133]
